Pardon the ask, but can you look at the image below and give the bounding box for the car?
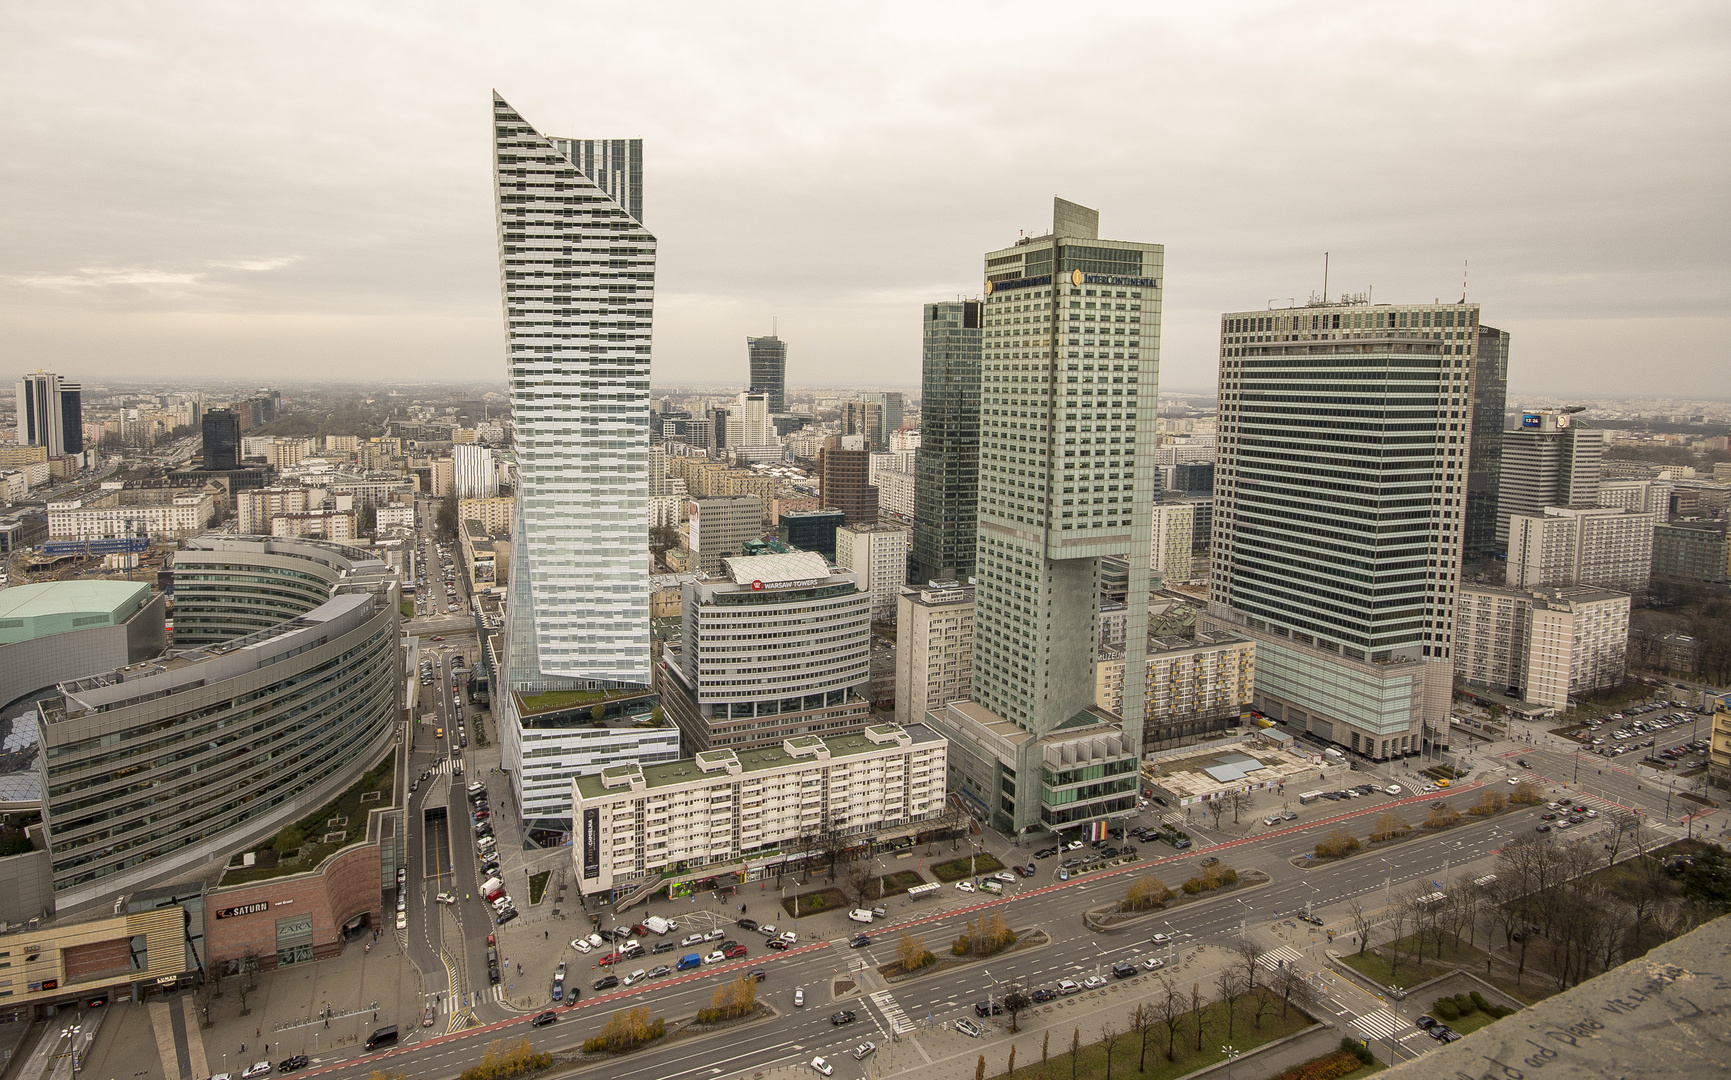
[1433,1026,1462,1042]
[1535,824,1552,833]
[1172,838,1192,849]
[1032,988,1058,1003]
[1016,863,1035,877]
[737,918,759,932]
[621,968,648,987]
[768,939,790,950]
[680,934,707,947]
[831,1010,857,1026]
[1541,813,1557,820]
[1585,809,1599,818]
[994,871,1017,884]
[852,1040,878,1060]
[778,931,798,944]
[704,951,726,965]
[594,974,619,990]
[651,940,678,954]
[723,943,749,959]
[1572,805,1587,812]
[1281,811,1299,821]
[1414,1015,1437,1030]
[849,935,872,948]
[1065,840,1085,850]
[794,987,806,1007]
[955,1018,984,1038]
[1058,979,1083,995]
[1057,868,1070,881]
[1034,847,1058,859]
[531,1010,558,1027]
[975,1000,1004,1016]
[1150,933,1171,944]
[811,1057,834,1076]
[1517,759,1531,769]
[396,911,407,930]
[1141,957,1165,971]
[1112,962,1137,979]
[242,1063,274,1079]
[1083,975,1108,990]
[703,929,726,942]
[748,968,767,983]
[955,880,975,892]
[276,1056,311,1073]
[1263,816,1281,826]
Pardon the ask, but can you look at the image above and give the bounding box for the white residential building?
[1598,479,1672,522]
[1150,501,1195,584]
[1455,584,1631,712]
[453,443,499,500]
[835,524,908,621]
[49,490,215,542]
[1507,506,1655,594]
[889,430,921,453]
[270,510,356,543]
[236,486,311,535]
[894,583,974,723]
[873,467,916,519]
[571,723,948,898]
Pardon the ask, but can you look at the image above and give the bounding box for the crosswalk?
[1352,1009,1408,1041]
[1256,946,1305,972]
[869,990,916,1034]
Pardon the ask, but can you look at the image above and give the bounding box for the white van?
[847,909,874,924]
[480,877,503,895]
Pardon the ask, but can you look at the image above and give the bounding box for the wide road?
[296,759,1661,1080]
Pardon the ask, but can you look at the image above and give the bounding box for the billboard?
[582,808,600,879]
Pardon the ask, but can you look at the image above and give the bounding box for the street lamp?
[1222,1044,1240,1080]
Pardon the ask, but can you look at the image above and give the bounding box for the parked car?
[1112,962,1137,979]
[1083,975,1108,990]
[1141,957,1165,971]
[737,918,759,932]
[810,1057,834,1076]
[594,975,619,991]
[1032,988,1058,1003]
[955,1018,983,1038]
[704,951,726,965]
[974,1000,1004,1016]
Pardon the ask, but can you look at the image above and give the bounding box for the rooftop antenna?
[1461,260,1469,303]
[1322,252,1329,303]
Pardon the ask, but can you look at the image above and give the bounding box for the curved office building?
[171,535,385,644]
[40,536,401,911]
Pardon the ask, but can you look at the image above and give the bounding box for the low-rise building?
[0,580,166,720]
[1652,520,1730,584]
[1096,630,1255,752]
[571,723,947,900]
[1455,584,1631,712]
[894,583,974,723]
[48,488,215,541]
[1141,744,1319,812]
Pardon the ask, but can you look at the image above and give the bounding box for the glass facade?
[493,94,655,688]
[911,300,982,585]
[746,335,787,414]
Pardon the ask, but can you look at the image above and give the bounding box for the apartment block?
[1095,630,1254,751]
[49,489,215,542]
[894,583,974,723]
[1150,501,1194,584]
[459,496,515,536]
[685,495,762,575]
[835,523,908,621]
[1652,520,1730,584]
[236,486,311,534]
[1507,506,1655,594]
[1455,584,1631,711]
[1598,479,1672,521]
[572,723,947,899]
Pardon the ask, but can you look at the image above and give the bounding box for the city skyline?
[2,5,1724,396]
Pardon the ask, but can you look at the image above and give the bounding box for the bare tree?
[1099,1020,1124,1080]
[1041,1030,1050,1080]
[1234,932,1265,995]
[1384,892,1410,982]
[1131,1002,1155,1073]
[1005,1046,1017,1078]
[1153,972,1186,1061]
[1272,962,1312,1019]
[1191,981,1204,1051]
[1004,984,1031,1034]
[839,859,877,907]
[1225,788,1255,825]
[1348,898,1374,956]
[1070,1026,1082,1080]
[1215,966,1246,1041]
[1206,797,1229,831]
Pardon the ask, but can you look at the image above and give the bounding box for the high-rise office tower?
[1463,325,1509,561]
[842,400,885,449]
[747,335,787,414]
[1496,409,1606,548]
[925,197,1162,835]
[912,300,982,584]
[202,408,241,471]
[16,371,80,458]
[818,440,878,525]
[491,94,670,830]
[861,392,904,446]
[1205,299,1478,760]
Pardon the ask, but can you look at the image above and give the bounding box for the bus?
[1298,791,1325,805]
[906,882,941,901]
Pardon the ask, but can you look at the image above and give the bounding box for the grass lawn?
[529,870,551,905]
[870,870,927,899]
[997,988,1313,1080]
[780,887,849,918]
[1338,932,1490,990]
[1443,1008,1507,1036]
[930,853,1005,881]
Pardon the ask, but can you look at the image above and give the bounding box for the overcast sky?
[3,1,1727,398]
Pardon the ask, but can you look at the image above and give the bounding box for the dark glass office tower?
[58,383,82,454]
[747,335,787,414]
[1464,325,1509,560]
[202,409,240,471]
[911,300,981,584]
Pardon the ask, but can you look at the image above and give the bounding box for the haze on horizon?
[2,2,1726,398]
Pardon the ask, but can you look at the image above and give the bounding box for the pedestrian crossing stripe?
[1353,1009,1406,1041]
[1257,946,1305,971]
[869,990,915,1034]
